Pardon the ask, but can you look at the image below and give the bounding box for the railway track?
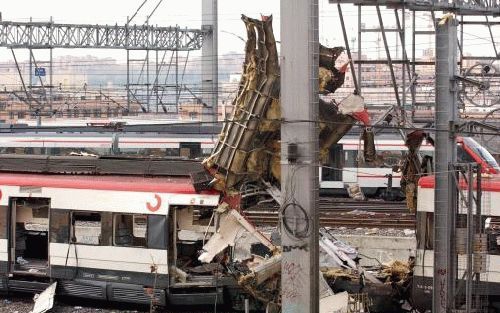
[251,198,408,212]
[245,199,415,229]
[245,210,416,229]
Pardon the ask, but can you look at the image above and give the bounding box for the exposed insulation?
[204,14,374,197]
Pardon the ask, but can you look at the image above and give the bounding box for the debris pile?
[195,14,414,313]
[197,205,414,311]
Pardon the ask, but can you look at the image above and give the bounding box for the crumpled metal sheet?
[204,15,369,193]
[198,209,275,263]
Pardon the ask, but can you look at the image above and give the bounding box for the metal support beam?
[201,0,218,122]
[328,0,500,15]
[433,16,458,313]
[357,5,362,95]
[146,49,150,112]
[376,5,401,108]
[280,1,319,312]
[337,4,359,93]
[126,49,131,113]
[0,21,205,50]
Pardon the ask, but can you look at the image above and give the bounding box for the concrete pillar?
[433,16,458,313]
[201,0,218,122]
[280,1,320,312]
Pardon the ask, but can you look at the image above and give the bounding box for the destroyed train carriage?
[203,15,375,195]
[0,156,252,309]
[0,154,414,313]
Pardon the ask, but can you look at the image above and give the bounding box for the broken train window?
[50,210,70,244]
[113,214,147,247]
[71,212,102,245]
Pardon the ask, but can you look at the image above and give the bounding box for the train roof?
[0,154,205,177]
[418,174,500,192]
[0,123,223,135]
[0,172,208,194]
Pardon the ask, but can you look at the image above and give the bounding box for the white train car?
[413,174,500,312]
[0,172,240,307]
[0,133,217,159]
[320,136,499,196]
[0,133,497,197]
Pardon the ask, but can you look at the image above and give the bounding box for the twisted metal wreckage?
[195,15,413,312]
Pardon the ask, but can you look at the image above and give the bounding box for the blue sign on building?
[35,67,46,77]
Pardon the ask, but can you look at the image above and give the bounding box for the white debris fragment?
[319,291,349,313]
[403,229,415,236]
[364,228,379,235]
[198,209,274,263]
[338,94,365,115]
[30,282,57,313]
[347,183,366,201]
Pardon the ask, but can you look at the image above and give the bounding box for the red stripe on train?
[0,173,217,194]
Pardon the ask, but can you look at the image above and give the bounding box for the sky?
[0,0,282,62]
[0,0,498,62]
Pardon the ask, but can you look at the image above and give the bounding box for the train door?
[342,149,358,184]
[170,205,216,282]
[321,144,355,188]
[9,197,50,276]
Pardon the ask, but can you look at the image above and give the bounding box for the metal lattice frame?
[0,21,206,50]
[330,0,500,15]
[331,1,500,124]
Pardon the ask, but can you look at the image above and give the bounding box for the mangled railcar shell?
[0,171,253,307]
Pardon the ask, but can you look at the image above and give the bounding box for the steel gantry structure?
[0,5,219,123]
[329,1,499,313]
[0,21,206,50]
[330,0,500,125]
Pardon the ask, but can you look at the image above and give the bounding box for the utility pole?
[201,0,218,122]
[433,16,458,313]
[280,1,319,313]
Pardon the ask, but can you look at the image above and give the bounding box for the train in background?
[413,172,500,312]
[0,132,497,198]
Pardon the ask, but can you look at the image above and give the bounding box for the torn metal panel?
[319,229,382,285]
[30,282,57,313]
[246,254,281,285]
[198,209,274,263]
[203,15,374,193]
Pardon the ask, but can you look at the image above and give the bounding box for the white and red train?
[0,132,497,196]
[413,173,500,311]
[0,171,245,307]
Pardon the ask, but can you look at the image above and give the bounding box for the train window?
[322,144,343,181]
[113,214,147,247]
[457,145,475,163]
[379,150,403,167]
[50,210,70,244]
[71,212,102,245]
[147,215,167,250]
[487,228,500,256]
[165,148,180,157]
[180,142,201,159]
[345,150,358,167]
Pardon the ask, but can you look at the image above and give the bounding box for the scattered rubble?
[195,14,415,313]
[0,296,139,313]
